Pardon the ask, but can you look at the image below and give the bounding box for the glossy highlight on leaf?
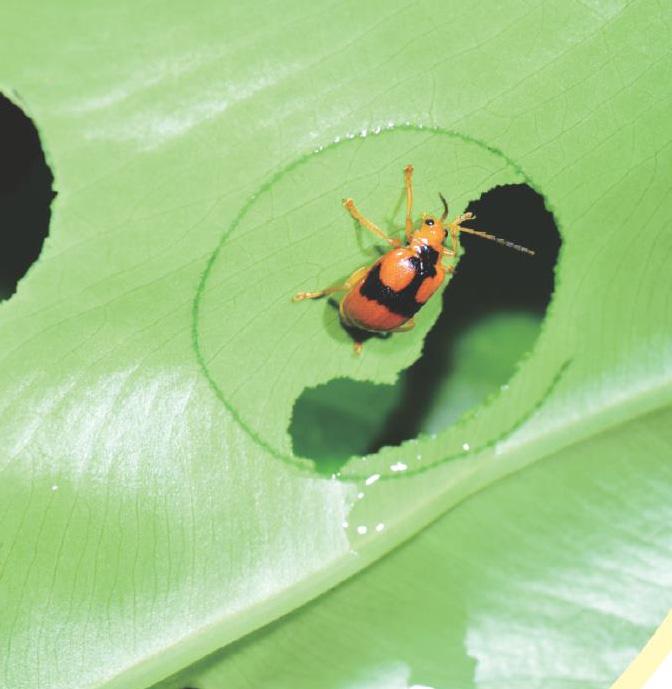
[1,1,671,689]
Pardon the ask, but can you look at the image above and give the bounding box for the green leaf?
[290,311,543,473]
[1,1,671,689]
[154,406,672,689]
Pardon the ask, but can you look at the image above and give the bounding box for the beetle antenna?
[457,226,535,256]
[439,193,449,221]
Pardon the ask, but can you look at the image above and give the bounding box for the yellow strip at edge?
[610,610,672,689]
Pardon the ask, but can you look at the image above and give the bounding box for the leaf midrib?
[95,364,672,689]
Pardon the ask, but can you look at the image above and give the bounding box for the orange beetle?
[293,165,534,354]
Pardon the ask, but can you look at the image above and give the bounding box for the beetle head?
[412,194,450,248]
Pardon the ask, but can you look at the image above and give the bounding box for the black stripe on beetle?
[360,245,439,317]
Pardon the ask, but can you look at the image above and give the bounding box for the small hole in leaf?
[290,184,561,475]
[0,92,55,301]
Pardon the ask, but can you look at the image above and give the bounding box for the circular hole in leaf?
[195,125,566,476]
[0,92,55,301]
[290,183,560,475]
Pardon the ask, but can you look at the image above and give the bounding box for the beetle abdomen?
[340,291,408,332]
[341,244,444,332]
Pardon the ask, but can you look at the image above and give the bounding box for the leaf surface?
[0,1,671,688]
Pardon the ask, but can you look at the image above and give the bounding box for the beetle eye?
[425,218,435,226]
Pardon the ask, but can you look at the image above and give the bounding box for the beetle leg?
[391,319,416,333]
[344,265,371,288]
[343,198,401,248]
[447,212,477,251]
[448,224,461,255]
[292,284,347,301]
[293,264,370,303]
[446,213,478,255]
[440,248,456,273]
[453,212,475,224]
[404,164,414,242]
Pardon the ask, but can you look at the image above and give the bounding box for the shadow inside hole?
[290,184,561,475]
[0,93,55,301]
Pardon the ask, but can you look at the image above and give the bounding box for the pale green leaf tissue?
[0,1,671,689]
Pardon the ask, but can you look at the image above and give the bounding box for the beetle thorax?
[411,216,446,251]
